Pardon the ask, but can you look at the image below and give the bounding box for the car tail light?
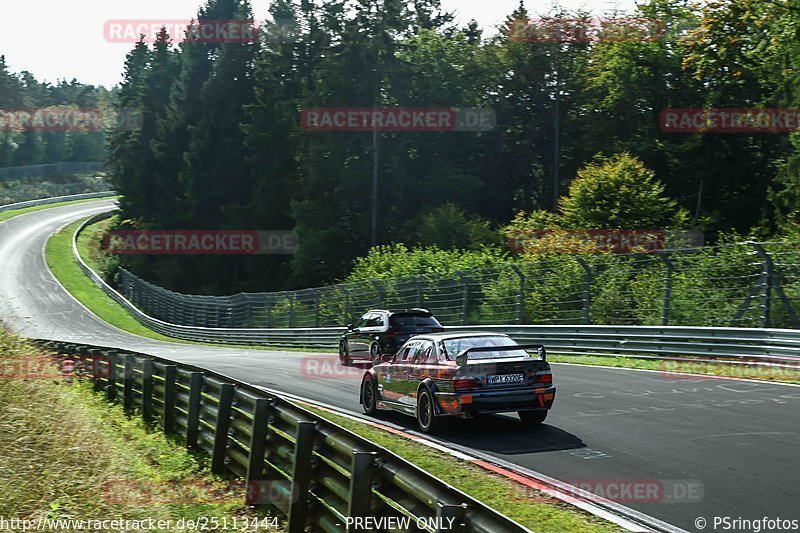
[535,370,553,384]
[453,377,480,390]
[386,331,400,337]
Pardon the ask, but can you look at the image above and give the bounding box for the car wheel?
[361,377,378,415]
[369,343,381,363]
[416,388,442,433]
[518,410,548,426]
[339,341,350,366]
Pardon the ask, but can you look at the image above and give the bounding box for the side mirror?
[455,353,468,366]
[380,354,394,363]
[346,323,354,330]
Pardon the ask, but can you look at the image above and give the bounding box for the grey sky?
[1,0,637,87]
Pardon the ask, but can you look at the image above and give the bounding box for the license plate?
[488,374,524,385]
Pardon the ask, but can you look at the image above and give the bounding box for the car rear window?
[390,313,441,328]
[442,336,530,360]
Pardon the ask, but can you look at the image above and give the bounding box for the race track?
[1,200,798,532]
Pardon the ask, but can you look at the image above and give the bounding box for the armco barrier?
[39,340,527,533]
[73,212,800,365]
[0,191,116,214]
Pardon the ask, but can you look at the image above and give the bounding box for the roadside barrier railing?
[38,339,527,533]
[0,191,116,214]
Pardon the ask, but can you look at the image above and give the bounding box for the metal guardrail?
[38,339,527,533]
[72,212,800,366]
[0,191,116,214]
[0,162,105,181]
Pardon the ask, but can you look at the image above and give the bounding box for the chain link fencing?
[113,242,800,331]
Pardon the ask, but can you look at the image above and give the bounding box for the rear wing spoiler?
[455,344,546,366]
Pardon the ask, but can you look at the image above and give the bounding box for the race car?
[359,332,555,432]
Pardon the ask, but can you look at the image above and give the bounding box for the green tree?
[558,152,687,229]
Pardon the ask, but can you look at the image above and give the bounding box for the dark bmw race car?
[339,309,445,365]
[360,332,555,433]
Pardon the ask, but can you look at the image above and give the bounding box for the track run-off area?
[1,200,798,532]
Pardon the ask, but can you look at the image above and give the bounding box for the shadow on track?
[367,410,585,455]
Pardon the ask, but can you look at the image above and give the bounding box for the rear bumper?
[434,386,556,416]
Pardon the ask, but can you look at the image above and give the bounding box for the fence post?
[455,271,469,325]
[141,358,154,423]
[751,242,773,328]
[163,365,177,433]
[287,421,316,532]
[371,280,384,307]
[660,254,675,326]
[416,276,424,308]
[186,372,204,449]
[211,383,235,475]
[123,354,134,412]
[509,265,525,324]
[314,289,321,328]
[245,398,272,505]
[342,287,350,325]
[576,257,592,325]
[289,294,295,328]
[347,451,377,525]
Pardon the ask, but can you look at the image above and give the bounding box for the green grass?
[302,405,623,533]
[548,353,800,384]
[0,330,284,531]
[0,197,111,224]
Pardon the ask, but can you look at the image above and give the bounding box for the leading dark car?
[339,309,445,365]
[360,332,556,433]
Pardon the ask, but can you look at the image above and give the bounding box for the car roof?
[408,332,512,341]
[366,308,433,315]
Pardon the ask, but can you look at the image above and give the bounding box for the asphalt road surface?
[1,200,798,532]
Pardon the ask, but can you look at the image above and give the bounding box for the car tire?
[339,341,350,366]
[416,388,442,433]
[518,410,548,426]
[369,343,382,364]
[361,377,378,415]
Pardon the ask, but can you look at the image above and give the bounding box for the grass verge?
[0,197,111,224]
[0,330,283,531]
[302,405,623,532]
[548,353,800,384]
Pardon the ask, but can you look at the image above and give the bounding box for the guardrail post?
[347,451,377,524]
[90,349,103,391]
[660,254,675,326]
[163,365,177,433]
[751,242,773,328]
[510,265,525,324]
[287,421,316,532]
[123,354,134,412]
[246,398,272,505]
[186,372,203,449]
[106,353,117,401]
[141,358,153,423]
[211,383,235,475]
[576,257,592,325]
[437,503,467,533]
